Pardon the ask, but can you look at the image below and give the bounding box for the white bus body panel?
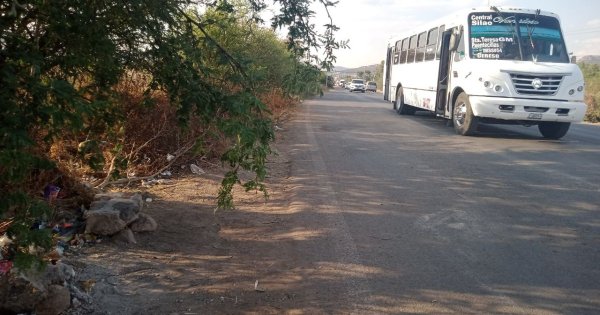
[391,61,440,111]
[452,59,587,122]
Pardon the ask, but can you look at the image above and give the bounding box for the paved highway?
[283,87,600,314]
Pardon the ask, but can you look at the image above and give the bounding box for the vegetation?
[0,0,344,269]
[580,62,600,122]
[374,61,384,89]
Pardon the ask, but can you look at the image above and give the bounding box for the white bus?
[383,6,587,139]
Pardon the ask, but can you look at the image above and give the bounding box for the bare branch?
[96,138,198,188]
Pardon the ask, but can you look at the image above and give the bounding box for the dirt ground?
[63,123,317,315]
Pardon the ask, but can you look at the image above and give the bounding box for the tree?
[374,60,384,88]
[0,0,343,269]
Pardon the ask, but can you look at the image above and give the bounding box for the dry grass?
[35,71,298,196]
[584,94,600,123]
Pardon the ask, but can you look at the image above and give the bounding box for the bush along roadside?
[0,0,345,273]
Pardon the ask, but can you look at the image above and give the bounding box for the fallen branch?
[96,139,198,189]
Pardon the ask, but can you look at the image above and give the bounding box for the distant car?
[366,81,377,92]
[348,79,365,92]
[339,80,346,88]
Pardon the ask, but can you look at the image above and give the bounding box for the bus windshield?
[469,12,569,63]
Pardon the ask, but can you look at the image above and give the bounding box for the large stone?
[110,198,141,223]
[0,273,45,313]
[85,193,145,235]
[35,285,71,315]
[129,213,158,232]
[93,192,125,201]
[1,262,77,313]
[112,228,137,244]
[25,262,75,290]
[84,209,127,235]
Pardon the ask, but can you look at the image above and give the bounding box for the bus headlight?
[483,81,491,88]
[494,85,503,93]
[577,86,584,92]
[569,89,575,95]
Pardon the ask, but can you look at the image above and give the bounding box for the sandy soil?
[63,127,314,315]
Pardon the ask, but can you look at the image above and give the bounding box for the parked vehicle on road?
[349,79,366,92]
[366,81,377,92]
[383,6,587,139]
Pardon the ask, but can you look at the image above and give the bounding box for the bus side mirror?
[570,55,577,64]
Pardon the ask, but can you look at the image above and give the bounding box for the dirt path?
[64,119,336,315]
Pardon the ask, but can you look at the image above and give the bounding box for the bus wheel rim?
[455,103,467,127]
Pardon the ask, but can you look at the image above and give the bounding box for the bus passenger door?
[384,47,392,101]
[435,30,452,117]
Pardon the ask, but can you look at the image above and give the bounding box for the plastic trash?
[190,164,205,175]
[167,154,175,161]
[0,260,13,275]
[44,184,61,203]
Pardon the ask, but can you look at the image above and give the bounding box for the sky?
[302,0,600,68]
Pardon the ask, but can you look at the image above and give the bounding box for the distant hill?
[579,55,600,65]
[333,64,378,74]
[333,66,350,72]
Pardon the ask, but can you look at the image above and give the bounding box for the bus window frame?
[436,25,446,60]
[425,27,438,61]
[393,40,401,64]
[400,38,409,64]
[408,34,417,63]
[416,31,427,62]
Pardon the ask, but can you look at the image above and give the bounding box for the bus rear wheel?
[453,92,479,136]
[538,122,570,139]
[396,88,415,115]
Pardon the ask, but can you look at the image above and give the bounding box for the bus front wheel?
[453,92,479,136]
[396,88,415,115]
[538,122,570,139]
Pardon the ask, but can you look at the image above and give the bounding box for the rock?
[89,198,109,210]
[129,193,143,210]
[111,199,140,223]
[90,195,141,222]
[85,192,145,235]
[0,273,45,313]
[19,262,75,291]
[93,192,125,201]
[112,228,137,244]
[190,164,205,175]
[0,262,77,313]
[84,209,127,235]
[72,297,81,308]
[129,213,158,232]
[66,282,92,304]
[35,285,71,315]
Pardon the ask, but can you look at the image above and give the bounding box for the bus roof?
[387,6,561,45]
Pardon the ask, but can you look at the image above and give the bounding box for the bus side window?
[400,38,408,64]
[416,31,427,62]
[453,28,465,62]
[425,27,438,61]
[393,40,401,64]
[408,35,417,63]
[436,24,446,60]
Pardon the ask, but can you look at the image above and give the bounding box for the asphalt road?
[284,88,600,314]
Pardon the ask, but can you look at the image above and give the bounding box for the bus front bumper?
[469,96,587,123]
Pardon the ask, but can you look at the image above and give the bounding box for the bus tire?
[538,122,570,139]
[396,88,415,115]
[453,92,478,136]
